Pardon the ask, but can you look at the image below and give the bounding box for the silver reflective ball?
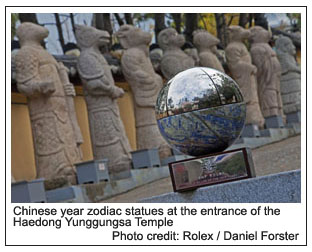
[156,67,246,156]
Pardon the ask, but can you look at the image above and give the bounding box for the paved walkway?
[102,135,301,203]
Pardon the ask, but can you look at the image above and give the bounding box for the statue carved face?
[227,26,250,43]
[75,25,110,49]
[249,26,272,44]
[193,30,220,50]
[115,24,152,49]
[276,36,296,56]
[158,28,185,50]
[16,22,49,46]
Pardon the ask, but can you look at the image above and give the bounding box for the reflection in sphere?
[155,67,246,156]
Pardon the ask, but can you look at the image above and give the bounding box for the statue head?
[75,25,110,49]
[193,30,220,52]
[158,28,185,50]
[249,26,272,44]
[227,25,250,43]
[16,22,49,46]
[275,35,296,56]
[115,24,152,49]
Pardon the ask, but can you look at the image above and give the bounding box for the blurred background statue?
[116,25,171,159]
[15,22,82,180]
[249,26,284,127]
[75,25,132,179]
[275,35,301,123]
[225,26,265,129]
[158,27,195,80]
[193,30,224,72]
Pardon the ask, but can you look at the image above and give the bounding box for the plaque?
[169,148,255,192]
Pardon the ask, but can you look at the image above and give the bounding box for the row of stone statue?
[155,26,300,130]
[15,22,172,182]
[14,22,300,183]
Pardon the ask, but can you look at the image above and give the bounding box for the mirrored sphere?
[155,67,246,156]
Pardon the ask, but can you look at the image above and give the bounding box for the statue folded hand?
[40,81,55,95]
[111,87,124,99]
[64,83,76,96]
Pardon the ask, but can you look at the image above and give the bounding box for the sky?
[14,13,291,55]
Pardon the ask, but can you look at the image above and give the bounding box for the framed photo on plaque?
[169,148,255,192]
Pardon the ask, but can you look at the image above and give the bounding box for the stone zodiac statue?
[158,27,195,80]
[75,25,132,180]
[193,30,224,72]
[249,26,284,121]
[275,35,301,123]
[15,22,83,180]
[225,25,265,129]
[116,25,171,159]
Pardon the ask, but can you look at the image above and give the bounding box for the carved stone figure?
[75,25,132,180]
[158,28,195,80]
[182,41,200,66]
[249,26,284,119]
[225,26,265,128]
[193,30,224,72]
[116,25,171,159]
[275,35,301,120]
[15,22,82,180]
[58,61,84,151]
[149,43,163,73]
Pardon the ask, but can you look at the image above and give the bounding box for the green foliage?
[287,13,301,31]
[216,152,246,176]
[11,13,19,40]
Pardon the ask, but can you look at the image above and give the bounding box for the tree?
[54,13,65,53]
[171,13,182,33]
[254,13,269,29]
[114,13,124,26]
[155,14,166,43]
[19,13,38,24]
[184,13,198,42]
[124,13,133,25]
[11,14,19,40]
[70,13,76,34]
[239,13,249,28]
[214,13,228,49]
[93,13,113,49]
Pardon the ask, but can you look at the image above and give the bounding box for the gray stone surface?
[140,170,301,203]
[131,148,161,169]
[12,178,46,203]
[46,166,171,203]
[241,124,260,137]
[76,159,110,184]
[76,25,133,179]
[231,127,297,149]
[287,111,301,124]
[265,115,285,128]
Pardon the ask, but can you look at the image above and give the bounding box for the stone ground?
[101,135,301,203]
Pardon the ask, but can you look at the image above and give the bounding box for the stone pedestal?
[286,111,301,124]
[265,115,284,129]
[76,159,110,184]
[11,178,46,203]
[241,124,261,138]
[131,148,161,169]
